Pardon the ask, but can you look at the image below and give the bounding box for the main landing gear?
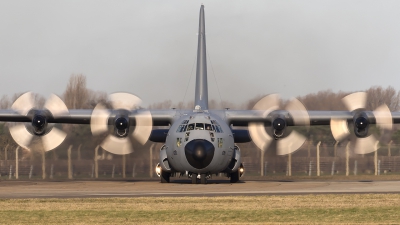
[230,170,239,183]
[156,163,171,183]
[161,171,170,183]
[229,163,244,183]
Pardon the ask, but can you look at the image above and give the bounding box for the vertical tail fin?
[194,5,208,110]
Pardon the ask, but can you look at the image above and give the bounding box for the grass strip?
[0,194,399,224]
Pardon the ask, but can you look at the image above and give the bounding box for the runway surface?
[0,179,400,198]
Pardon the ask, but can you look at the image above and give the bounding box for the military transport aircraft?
[1,5,400,184]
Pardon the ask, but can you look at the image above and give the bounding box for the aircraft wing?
[224,108,400,155]
[0,108,177,153]
[0,109,176,126]
[226,110,400,126]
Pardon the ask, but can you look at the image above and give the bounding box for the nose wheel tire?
[200,174,207,184]
[230,171,239,183]
[161,171,170,183]
[191,173,197,184]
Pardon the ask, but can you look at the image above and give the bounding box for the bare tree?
[63,74,89,109]
[87,90,108,109]
[366,86,400,111]
[148,100,172,109]
[0,95,10,109]
[298,90,349,111]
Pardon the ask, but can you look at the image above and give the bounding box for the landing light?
[239,163,244,177]
[155,163,162,177]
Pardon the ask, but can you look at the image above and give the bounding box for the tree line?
[1,74,400,161]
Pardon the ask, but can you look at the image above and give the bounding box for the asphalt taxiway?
[0,179,399,198]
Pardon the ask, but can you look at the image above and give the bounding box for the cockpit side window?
[195,123,205,130]
[177,120,190,132]
[176,125,187,132]
[214,125,221,133]
[210,120,223,133]
[187,124,195,131]
[216,125,223,133]
[214,125,223,133]
[205,124,212,131]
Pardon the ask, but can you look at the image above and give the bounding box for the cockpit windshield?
[187,124,195,131]
[185,122,219,132]
[195,123,205,130]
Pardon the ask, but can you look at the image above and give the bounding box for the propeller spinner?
[90,92,152,155]
[330,92,393,154]
[248,94,310,156]
[9,92,68,151]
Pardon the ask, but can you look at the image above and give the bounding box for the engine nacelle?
[272,117,286,140]
[353,113,369,138]
[31,114,48,135]
[27,109,53,136]
[114,116,129,137]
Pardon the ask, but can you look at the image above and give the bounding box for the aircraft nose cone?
[185,139,215,169]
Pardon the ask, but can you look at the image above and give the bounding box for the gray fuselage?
[159,111,238,175]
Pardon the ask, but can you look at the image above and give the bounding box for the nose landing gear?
[191,173,197,184]
[200,174,207,184]
[189,173,208,184]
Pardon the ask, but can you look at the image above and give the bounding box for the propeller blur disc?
[11,92,34,116]
[249,121,274,151]
[330,118,350,142]
[44,94,69,118]
[41,127,67,151]
[276,131,306,155]
[9,124,34,150]
[101,135,133,155]
[353,135,378,154]
[91,92,153,155]
[252,94,280,111]
[373,104,392,131]
[249,94,280,151]
[342,92,367,111]
[277,98,310,155]
[330,92,393,155]
[10,92,68,151]
[132,110,152,145]
[109,93,142,110]
[40,94,69,151]
[91,103,111,135]
[329,92,367,142]
[249,94,309,155]
[285,98,310,127]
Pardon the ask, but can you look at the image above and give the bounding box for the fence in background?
[1,155,400,179]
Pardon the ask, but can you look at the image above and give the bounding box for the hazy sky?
[1,1,400,107]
